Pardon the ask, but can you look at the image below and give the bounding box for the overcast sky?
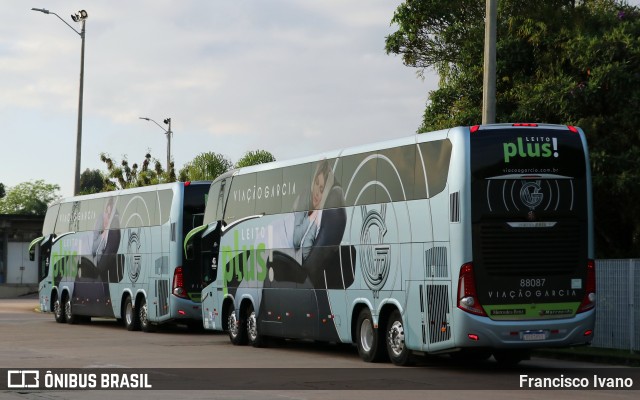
[3,1,638,198]
[1,0,434,198]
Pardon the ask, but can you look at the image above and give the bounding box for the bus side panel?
[156,188,174,322]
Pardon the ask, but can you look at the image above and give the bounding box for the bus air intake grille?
[476,221,584,277]
[426,284,451,343]
[156,279,169,316]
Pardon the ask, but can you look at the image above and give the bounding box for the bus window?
[341,151,377,206]
[377,145,416,203]
[77,198,105,232]
[55,202,76,234]
[203,180,221,225]
[43,204,60,236]
[255,169,283,215]
[419,139,452,198]
[282,163,312,213]
[224,173,257,224]
[138,191,159,227]
[157,189,173,225]
[184,183,209,233]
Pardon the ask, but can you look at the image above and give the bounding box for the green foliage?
[79,169,106,195]
[100,152,176,190]
[386,0,640,256]
[0,180,61,216]
[235,150,276,169]
[178,152,233,182]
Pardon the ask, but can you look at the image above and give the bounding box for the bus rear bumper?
[454,309,596,349]
[169,295,202,321]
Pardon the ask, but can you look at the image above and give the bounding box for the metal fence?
[592,259,640,351]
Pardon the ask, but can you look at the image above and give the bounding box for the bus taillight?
[577,260,596,313]
[457,263,487,317]
[173,266,188,299]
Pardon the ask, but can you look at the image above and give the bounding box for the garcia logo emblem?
[360,205,390,293]
[127,228,142,283]
[520,180,543,210]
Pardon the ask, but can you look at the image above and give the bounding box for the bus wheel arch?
[221,297,234,332]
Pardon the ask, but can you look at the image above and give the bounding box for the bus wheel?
[64,295,78,324]
[247,304,265,348]
[356,308,384,362]
[386,310,413,366]
[228,309,247,345]
[124,296,140,331]
[139,297,155,333]
[53,294,66,323]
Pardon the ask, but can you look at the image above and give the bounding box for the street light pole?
[165,118,172,171]
[139,117,173,171]
[482,0,497,125]
[32,7,88,195]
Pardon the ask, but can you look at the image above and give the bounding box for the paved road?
[0,297,637,399]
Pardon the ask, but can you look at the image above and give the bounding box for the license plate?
[522,332,546,341]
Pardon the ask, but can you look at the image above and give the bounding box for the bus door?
[30,234,54,312]
[199,222,221,291]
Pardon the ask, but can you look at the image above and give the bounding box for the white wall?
[6,242,38,284]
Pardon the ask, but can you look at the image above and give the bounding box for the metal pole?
[166,118,172,172]
[482,0,497,125]
[74,19,86,195]
[32,8,87,195]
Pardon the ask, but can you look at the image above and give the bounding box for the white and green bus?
[186,124,595,365]
[31,181,210,331]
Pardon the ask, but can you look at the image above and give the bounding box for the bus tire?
[53,293,66,323]
[64,294,78,325]
[228,308,247,345]
[247,304,266,348]
[386,310,413,366]
[139,297,155,333]
[124,296,140,331]
[356,308,384,362]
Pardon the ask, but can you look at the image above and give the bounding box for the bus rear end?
[458,124,595,358]
[169,181,211,325]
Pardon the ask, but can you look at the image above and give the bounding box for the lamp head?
[31,8,50,14]
[71,10,88,22]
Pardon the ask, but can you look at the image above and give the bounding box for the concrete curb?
[0,284,38,299]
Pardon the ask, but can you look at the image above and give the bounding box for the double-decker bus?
[185,124,595,365]
[30,181,210,331]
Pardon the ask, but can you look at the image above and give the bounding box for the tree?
[80,169,106,194]
[178,152,233,182]
[0,183,5,199]
[100,152,176,190]
[386,0,640,257]
[235,150,276,169]
[0,180,61,216]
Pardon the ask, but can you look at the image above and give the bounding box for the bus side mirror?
[29,247,36,262]
[185,243,194,261]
